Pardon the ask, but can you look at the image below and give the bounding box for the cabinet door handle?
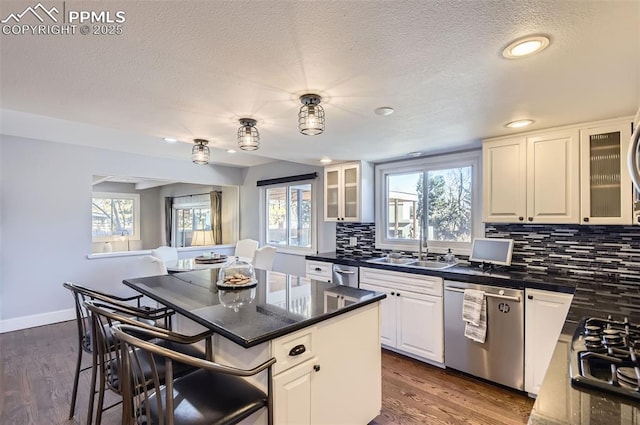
[527,295,533,300]
[397,292,401,297]
[518,216,524,221]
[390,291,395,296]
[583,217,589,222]
[289,344,306,356]
[528,217,533,222]
[313,364,321,372]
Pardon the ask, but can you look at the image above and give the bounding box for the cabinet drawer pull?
[314,267,321,271]
[313,364,321,372]
[518,216,524,221]
[289,344,306,356]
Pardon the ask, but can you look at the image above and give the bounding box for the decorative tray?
[216,278,258,289]
[195,255,227,264]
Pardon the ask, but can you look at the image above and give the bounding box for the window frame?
[91,191,141,242]
[259,179,317,255]
[374,150,483,256]
[171,197,212,248]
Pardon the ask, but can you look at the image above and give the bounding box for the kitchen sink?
[405,260,456,270]
[366,256,456,270]
[366,256,415,265]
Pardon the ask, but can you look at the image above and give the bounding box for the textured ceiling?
[1,0,639,167]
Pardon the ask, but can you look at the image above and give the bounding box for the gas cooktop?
[570,316,640,400]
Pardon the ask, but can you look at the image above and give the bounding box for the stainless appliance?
[626,107,640,192]
[444,280,524,390]
[570,316,640,401]
[332,264,359,288]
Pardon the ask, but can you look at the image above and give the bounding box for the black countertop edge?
[124,277,386,348]
[240,294,386,347]
[306,252,576,294]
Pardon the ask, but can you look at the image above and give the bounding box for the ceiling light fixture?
[163,137,178,143]
[226,149,236,154]
[192,139,210,164]
[408,152,423,157]
[299,94,325,136]
[502,35,550,59]
[237,118,260,151]
[320,157,332,164]
[374,106,395,116]
[505,119,534,129]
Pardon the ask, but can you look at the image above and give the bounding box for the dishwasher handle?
[444,286,521,302]
[333,268,355,274]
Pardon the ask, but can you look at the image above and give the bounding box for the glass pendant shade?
[237,118,260,151]
[299,94,325,136]
[192,139,210,164]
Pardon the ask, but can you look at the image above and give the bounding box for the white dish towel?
[462,289,487,343]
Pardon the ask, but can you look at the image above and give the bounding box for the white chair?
[253,246,277,271]
[151,246,178,263]
[133,255,168,277]
[234,239,259,262]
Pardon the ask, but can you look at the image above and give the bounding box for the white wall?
[0,134,243,331]
[240,160,336,276]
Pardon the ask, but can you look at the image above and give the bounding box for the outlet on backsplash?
[349,237,357,246]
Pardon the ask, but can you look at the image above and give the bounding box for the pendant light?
[237,118,260,151]
[298,94,325,135]
[192,139,210,164]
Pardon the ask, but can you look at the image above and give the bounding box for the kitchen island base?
[213,303,382,425]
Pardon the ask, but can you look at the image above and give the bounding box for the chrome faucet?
[418,219,427,261]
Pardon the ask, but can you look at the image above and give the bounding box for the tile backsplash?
[337,222,640,282]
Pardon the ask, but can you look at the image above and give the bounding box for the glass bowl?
[217,257,257,288]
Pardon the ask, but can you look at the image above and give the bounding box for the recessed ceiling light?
[374,107,395,116]
[502,35,550,59]
[408,152,423,157]
[163,137,178,143]
[226,149,236,154]
[505,119,534,129]
[320,157,333,164]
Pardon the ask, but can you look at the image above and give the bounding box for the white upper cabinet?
[483,117,634,225]
[483,129,580,223]
[526,129,580,224]
[579,119,633,225]
[324,161,373,222]
[483,137,527,222]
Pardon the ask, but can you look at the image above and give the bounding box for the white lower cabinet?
[360,267,444,364]
[525,288,573,395]
[273,358,316,424]
[272,303,382,425]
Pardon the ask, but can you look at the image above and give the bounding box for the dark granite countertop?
[307,251,577,293]
[528,279,640,425]
[123,268,385,348]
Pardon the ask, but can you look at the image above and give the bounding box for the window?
[92,192,140,242]
[375,151,482,255]
[172,194,211,247]
[262,181,315,253]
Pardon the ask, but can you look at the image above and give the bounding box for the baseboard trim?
[0,308,75,334]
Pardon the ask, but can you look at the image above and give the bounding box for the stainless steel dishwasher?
[444,280,524,390]
[331,264,359,287]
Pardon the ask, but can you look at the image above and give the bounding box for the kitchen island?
[124,268,386,425]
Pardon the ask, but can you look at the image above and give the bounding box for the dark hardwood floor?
[1,320,533,425]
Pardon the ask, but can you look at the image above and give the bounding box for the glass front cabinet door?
[579,119,633,225]
[324,162,362,222]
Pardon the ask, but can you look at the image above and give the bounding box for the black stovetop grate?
[570,316,640,400]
